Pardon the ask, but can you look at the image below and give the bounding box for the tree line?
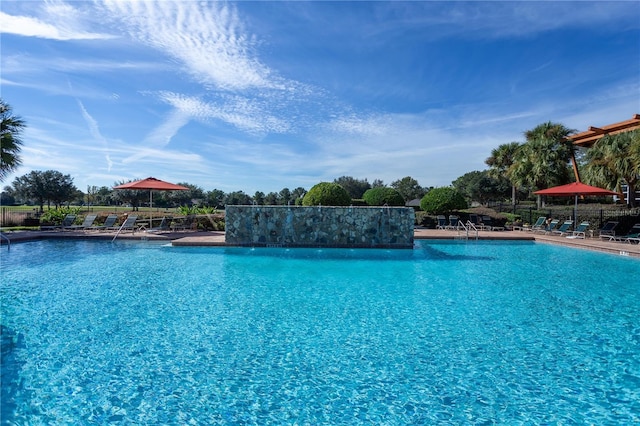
[1,173,430,212]
[2,98,639,210]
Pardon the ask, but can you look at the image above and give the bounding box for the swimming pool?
[2,240,639,424]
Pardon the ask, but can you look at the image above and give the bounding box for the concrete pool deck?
[1,227,639,258]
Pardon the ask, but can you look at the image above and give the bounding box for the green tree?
[508,122,575,202]
[253,191,265,205]
[163,183,204,207]
[582,129,640,207]
[112,179,148,210]
[453,170,510,205]
[362,187,405,206]
[333,176,371,199]
[206,189,226,208]
[95,186,114,206]
[419,187,467,215]
[1,100,26,181]
[0,189,15,205]
[390,176,426,201]
[264,192,279,205]
[12,170,78,211]
[291,187,307,205]
[279,187,292,205]
[485,141,521,205]
[302,182,351,206]
[224,191,252,205]
[86,185,99,207]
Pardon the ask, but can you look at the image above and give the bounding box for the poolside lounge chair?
[608,223,640,244]
[566,221,589,239]
[117,215,139,233]
[446,215,460,230]
[65,214,97,231]
[171,214,197,232]
[552,220,573,236]
[40,214,77,231]
[526,216,547,232]
[597,221,618,240]
[86,214,118,232]
[436,215,447,229]
[535,219,559,234]
[145,216,172,233]
[480,215,504,231]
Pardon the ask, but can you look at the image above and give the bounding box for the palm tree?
[582,129,640,207]
[485,142,521,205]
[0,99,26,181]
[508,122,575,205]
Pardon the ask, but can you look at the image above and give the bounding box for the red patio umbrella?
[534,182,617,224]
[114,177,189,213]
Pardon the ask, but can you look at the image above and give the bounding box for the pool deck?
[1,228,639,258]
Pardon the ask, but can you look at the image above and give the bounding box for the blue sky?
[1,1,639,195]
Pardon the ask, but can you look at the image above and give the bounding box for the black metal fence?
[493,203,640,232]
[0,208,40,227]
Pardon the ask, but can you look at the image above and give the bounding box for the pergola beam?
[568,114,640,147]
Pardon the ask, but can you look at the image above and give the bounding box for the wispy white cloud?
[99,0,277,92]
[76,100,113,172]
[156,91,291,134]
[368,2,640,41]
[0,5,115,41]
[122,108,190,165]
[2,53,165,74]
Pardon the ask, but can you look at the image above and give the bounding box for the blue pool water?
[1,239,639,424]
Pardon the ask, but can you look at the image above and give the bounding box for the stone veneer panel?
[225,205,415,249]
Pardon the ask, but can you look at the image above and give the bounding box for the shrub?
[420,187,468,215]
[39,206,81,224]
[362,187,405,206]
[415,211,435,227]
[302,182,351,206]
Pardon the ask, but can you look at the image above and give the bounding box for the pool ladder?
[454,221,478,241]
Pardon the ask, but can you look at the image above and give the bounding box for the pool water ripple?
[1,239,639,424]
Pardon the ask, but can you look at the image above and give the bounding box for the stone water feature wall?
[225,205,415,249]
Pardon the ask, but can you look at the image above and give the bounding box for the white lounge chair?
[566,222,589,239]
[552,220,573,236]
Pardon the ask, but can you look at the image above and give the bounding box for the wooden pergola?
[567,114,640,182]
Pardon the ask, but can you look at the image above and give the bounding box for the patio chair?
[112,215,138,234]
[479,215,504,231]
[608,223,640,244]
[527,216,547,232]
[171,214,197,232]
[446,215,460,230]
[566,221,589,239]
[40,214,77,231]
[535,219,559,234]
[597,221,619,240]
[145,216,173,233]
[65,214,97,231]
[87,214,119,232]
[436,215,447,230]
[552,220,573,236]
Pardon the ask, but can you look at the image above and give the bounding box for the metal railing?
[493,203,640,228]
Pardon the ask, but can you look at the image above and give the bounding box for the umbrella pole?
[150,190,153,228]
[574,195,578,224]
